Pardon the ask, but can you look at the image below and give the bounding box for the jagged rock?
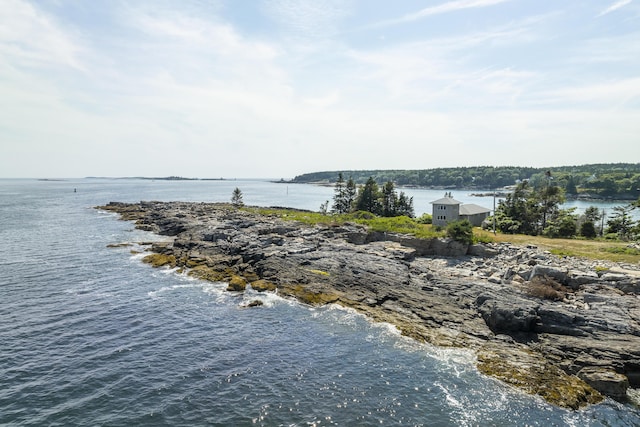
[244,299,264,308]
[535,306,589,336]
[567,270,600,288]
[98,201,640,408]
[601,273,628,282]
[616,281,640,294]
[226,275,246,292]
[577,367,629,400]
[475,294,539,333]
[467,244,499,257]
[529,265,570,284]
[487,272,503,284]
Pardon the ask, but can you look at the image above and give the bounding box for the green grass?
[242,207,445,239]
[245,206,640,264]
[600,246,640,256]
[244,207,336,226]
[351,215,444,239]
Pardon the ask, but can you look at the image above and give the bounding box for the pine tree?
[580,221,597,238]
[396,192,415,218]
[381,181,397,217]
[606,205,636,240]
[331,173,349,214]
[345,177,357,212]
[231,187,244,207]
[355,177,381,215]
[584,206,602,223]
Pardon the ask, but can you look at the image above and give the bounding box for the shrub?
[351,210,376,220]
[416,213,432,224]
[543,215,577,238]
[580,221,597,239]
[526,275,568,301]
[446,219,473,245]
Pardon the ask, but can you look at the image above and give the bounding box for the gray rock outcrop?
[98,201,640,409]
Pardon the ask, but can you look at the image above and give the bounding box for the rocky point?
[98,201,640,409]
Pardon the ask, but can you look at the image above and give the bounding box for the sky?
[1,0,639,179]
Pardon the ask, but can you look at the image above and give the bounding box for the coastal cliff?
[98,201,640,409]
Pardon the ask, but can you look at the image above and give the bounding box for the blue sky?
[1,0,639,178]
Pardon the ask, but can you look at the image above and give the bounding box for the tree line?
[322,173,415,218]
[291,163,640,200]
[492,174,640,240]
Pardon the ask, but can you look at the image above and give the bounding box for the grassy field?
[244,206,639,264]
[243,207,446,239]
[475,229,640,264]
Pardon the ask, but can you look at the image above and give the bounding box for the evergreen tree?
[580,221,597,238]
[231,187,244,207]
[495,181,538,234]
[537,172,565,233]
[345,177,357,212]
[381,181,397,217]
[584,206,602,223]
[396,192,415,218]
[355,177,382,215]
[543,208,578,238]
[606,205,636,240]
[331,173,349,214]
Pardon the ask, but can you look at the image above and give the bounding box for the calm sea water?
[1,178,638,426]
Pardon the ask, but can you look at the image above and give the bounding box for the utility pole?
[493,191,496,235]
[542,170,552,232]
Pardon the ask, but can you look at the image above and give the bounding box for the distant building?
[430,193,491,227]
[430,194,462,227]
[460,203,492,226]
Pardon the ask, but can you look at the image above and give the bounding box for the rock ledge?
[98,201,640,409]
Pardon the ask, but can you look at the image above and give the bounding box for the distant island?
[290,163,640,201]
[86,176,226,181]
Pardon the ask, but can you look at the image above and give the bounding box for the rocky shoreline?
[98,201,640,409]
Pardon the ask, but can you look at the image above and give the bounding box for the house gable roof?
[459,203,491,215]
[430,197,462,205]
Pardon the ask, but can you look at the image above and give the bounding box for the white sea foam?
[147,282,227,299]
[238,284,304,309]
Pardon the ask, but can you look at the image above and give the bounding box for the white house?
[430,193,491,227]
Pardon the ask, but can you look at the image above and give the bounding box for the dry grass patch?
[526,275,569,301]
[474,229,640,263]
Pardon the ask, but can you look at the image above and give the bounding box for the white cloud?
[0,0,83,69]
[540,77,640,107]
[372,0,511,28]
[570,32,640,64]
[303,91,342,108]
[346,23,540,109]
[135,13,277,60]
[598,0,633,17]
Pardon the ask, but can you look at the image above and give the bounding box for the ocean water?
[1,178,638,426]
